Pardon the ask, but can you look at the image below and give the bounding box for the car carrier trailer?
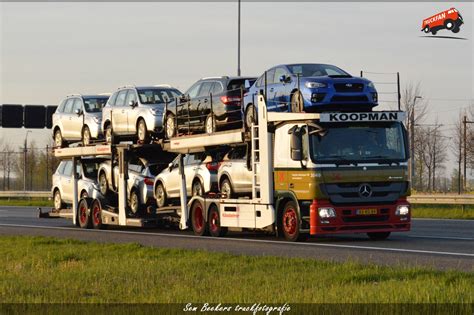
[42,95,411,241]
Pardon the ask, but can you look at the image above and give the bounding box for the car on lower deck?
[52,94,109,147]
[97,157,169,215]
[102,85,182,144]
[153,153,220,208]
[242,63,378,128]
[163,76,256,139]
[52,159,104,210]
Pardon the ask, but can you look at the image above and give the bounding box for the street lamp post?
[410,96,422,186]
[23,131,32,191]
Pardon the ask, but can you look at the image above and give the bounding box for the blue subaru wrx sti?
[242,63,378,128]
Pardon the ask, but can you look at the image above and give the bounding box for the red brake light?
[220,96,241,105]
[206,162,220,171]
[144,177,154,186]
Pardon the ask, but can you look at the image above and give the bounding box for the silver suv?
[52,94,109,147]
[102,85,182,144]
[153,153,219,208]
[52,159,103,210]
[218,145,259,198]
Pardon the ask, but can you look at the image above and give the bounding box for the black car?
[163,76,256,138]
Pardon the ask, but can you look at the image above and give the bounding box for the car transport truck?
[42,95,411,241]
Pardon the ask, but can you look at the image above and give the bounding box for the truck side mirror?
[289,126,303,161]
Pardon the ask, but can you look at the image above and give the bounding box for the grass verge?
[411,204,474,220]
[0,236,472,303]
[0,198,52,207]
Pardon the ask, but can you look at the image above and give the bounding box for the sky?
[0,2,473,172]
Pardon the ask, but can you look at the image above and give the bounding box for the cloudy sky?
[0,2,472,170]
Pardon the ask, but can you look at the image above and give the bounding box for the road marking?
[0,223,473,258]
[408,235,474,241]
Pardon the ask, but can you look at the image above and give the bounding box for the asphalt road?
[0,206,472,271]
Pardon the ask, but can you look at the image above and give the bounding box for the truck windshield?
[310,122,407,164]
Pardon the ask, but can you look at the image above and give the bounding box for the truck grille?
[320,182,407,205]
[331,95,368,102]
[334,83,364,92]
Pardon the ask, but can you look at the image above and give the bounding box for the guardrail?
[408,195,474,205]
[0,191,50,198]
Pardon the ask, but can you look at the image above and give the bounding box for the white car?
[52,159,103,210]
[153,153,219,208]
[97,158,168,214]
[218,145,259,198]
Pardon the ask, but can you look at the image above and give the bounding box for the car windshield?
[287,64,350,77]
[137,88,182,105]
[81,161,100,178]
[310,122,407,164]
[83,97,108,113]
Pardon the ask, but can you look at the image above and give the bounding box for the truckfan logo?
[421,7,464,35]
[358,184,373,198]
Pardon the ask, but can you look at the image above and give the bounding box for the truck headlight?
[319,207,336,218]
[395,205,410,216]
[305,82,327,89]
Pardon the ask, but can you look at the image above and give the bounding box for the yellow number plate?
[357,209,378,215]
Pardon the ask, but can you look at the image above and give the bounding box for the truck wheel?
[78,198,92,229]
[165,113,176,139]
[54,129,64,148]
[423,26,430,33]
[208,205,227,237]
[444,20,454,30]
[220,178,233,199]
[191,200,209,236]
[155,183,167,208]
[452,27,460,33]
[431,29,437,35]
[137,119,149,144]
[53,189,64,210]
[82,126,91,146]
[91,199,105,229]
[245,104,256,130]
[192,180,204,196]
[367,232,391,240]
[98,172,109,196]
[291,91,304,113]
[280,200,306,242]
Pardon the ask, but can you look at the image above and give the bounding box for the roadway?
[0,206,472,271]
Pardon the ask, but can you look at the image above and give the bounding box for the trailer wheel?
[91,199,105,229]
[78,198,93,229]
[280,200,307,242]
[208,205,227,237]
[367,232,391,241]
[191,200,208,236]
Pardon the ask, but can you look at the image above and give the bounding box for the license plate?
[357,209,377,215]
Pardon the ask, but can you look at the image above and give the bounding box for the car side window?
[108,92,118,106]
[63,161,73,177]
[115,90,128,106]
[255,75,264,87]
[125,89,137,106]
[266,69,276,84]
[56,162,66,174]
[198,81,214,97]
[274,67,288,83]
[63,99,74,114]
[72,99,83,113]
[186,83,201,99]
[57,99,67,113]
[211,82,224,95]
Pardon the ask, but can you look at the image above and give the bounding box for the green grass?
[0,198,52,207]
[411,204,474,220]
[0,236,472,303]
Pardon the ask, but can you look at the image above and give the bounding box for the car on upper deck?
[53,94,109,147]
[242,64,378,129]
[102,85,182,144]
[163,76,256,139]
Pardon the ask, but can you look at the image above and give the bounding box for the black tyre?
[208,205,227,237]
[53,189,64,210]
[82,126,91,146]
[155,182,167,208]
[431,29,437,35]
[452,27,460,33]
[192,179,204,196]
[291,91,304,113]
[80,190,89,199]
[367,232,391,240]
[98,172,109,196]
[205,115,216,134]
[78,198,93,229]
[165,113,176,139]
[91,199,105,230]
[191,200,208,236]
[54,129,64,148]
[137,119,149,144]
[129,189,141,215]
[245,104,257,130]
[104,124,114,144]
[220,178,233,199]
[279,200,307,242]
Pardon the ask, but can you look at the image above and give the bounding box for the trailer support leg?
[72,157,78,225]
[118,148,128,226]
[178,154,189,230]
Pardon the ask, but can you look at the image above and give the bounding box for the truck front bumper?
[307,198,411,235]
